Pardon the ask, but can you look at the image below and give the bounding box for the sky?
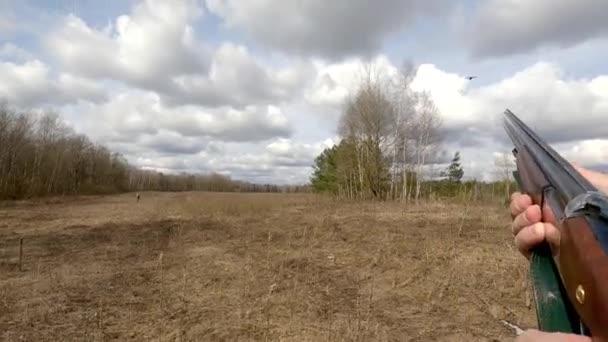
[2,0,608,184]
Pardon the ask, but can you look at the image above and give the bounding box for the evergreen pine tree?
[446,151,464,183]
[310,146,338,193]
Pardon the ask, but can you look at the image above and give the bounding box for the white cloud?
[45,1,313,109]
[0,60,107,107]
[203,138,335,183]
[0,61,48,105]
[47,0,208,83]
[168,43,313,107]
[305,55,399,110]
[469,0,608,58]
[206,0,448,59]
[406,61,608,180]
[265,138,335,165]
[410,64,478,128]
[116,137,334,184]
[65,89,292,147]
[411,62,608,147]
[559,139,608,169]
[0,43,33,62]
[163,104,292,142]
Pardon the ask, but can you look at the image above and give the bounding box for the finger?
[545,222,561,252]
[512,204,542,235]
[541,203,558,224]
[560,333,593,342]
[514,222,545,258]
[516,329,592,342]
[510,191,521,201]
[515,222,561,258]
[510,192,532,218]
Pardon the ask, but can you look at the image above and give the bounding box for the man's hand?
[509,191,560,258]
[515,329,591,341]
[510,166,608,258]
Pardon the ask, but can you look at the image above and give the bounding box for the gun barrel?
[503,109,596,203]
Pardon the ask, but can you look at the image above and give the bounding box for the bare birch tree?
[411,92,442,201]
[494,152,516,201]
[338,63,396,199]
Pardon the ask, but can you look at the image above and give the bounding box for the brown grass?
[0,192,535,341]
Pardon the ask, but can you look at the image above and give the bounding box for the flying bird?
[466,76,477,80]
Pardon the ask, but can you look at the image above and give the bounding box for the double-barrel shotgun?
[503,109,608,339]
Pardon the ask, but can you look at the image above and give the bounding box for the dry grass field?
[0,192,536,341]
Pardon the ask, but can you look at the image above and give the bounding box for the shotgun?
[503,109,608,339]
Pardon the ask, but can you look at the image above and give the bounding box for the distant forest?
[0,104,307,200]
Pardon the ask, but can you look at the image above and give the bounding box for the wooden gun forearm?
[559,215,608,340]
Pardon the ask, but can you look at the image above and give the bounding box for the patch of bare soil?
[0,192,535,341]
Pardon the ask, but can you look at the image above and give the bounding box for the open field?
[1,192,535,341]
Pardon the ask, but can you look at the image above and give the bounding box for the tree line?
[0,104,307,200]
[310,61,516,203]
